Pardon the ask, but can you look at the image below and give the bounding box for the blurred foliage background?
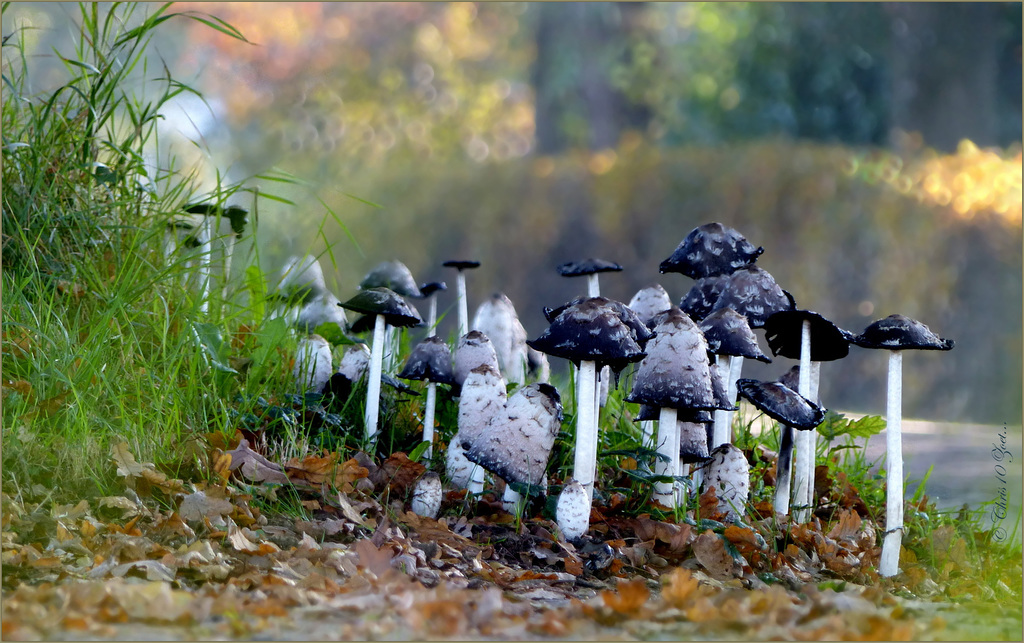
[3,2,1021,423]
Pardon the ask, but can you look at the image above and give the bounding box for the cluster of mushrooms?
[283,222,952,580]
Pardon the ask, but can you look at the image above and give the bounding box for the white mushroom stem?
[501,486,525,515]
[365,313,386,445]
[574,360,599,503]
[221,233,236,306]
[383,324,398,374]
[654,406,678,506]
[774,424,794,516]
[792,319,813,523]
[457,270,469,337]
[676,462,691,510]
[422,381,437,460]
[712,354,743,448]
[467,464,485,496]
[587,274,600,298]
[640,420,655,450]
[802,361,822,510]
[197,217,214,315]
[879,350,904,578]
[427,296,438,337]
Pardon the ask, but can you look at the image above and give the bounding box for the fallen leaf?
[827,508,863,543]
[662,567,701,607]
[693,530,739,580]
[178,491,234,525]
[601,578,649,615]
[226,439,289,485]
[354,538,395,578]
[370,452,426,495]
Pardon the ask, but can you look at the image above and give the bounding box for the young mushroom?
[628,284,673,328]
[398,336,456,460]
[472,293,529,386]
[448,363,507,496]
[556,479,590,542]
[338,288,422,446]
[411,472,443,519]
[443,260,481,338]
[852,314,954,578]
[293,334,334,394]
[736,378,825,518]
[702,443,751,523]
[763,309,853,522]
[679,274,730,322]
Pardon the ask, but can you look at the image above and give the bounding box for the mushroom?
[763,309,853,522]
[454,330,501,393]
[338,288,422,445]
[679,275,729,322]
[528,298,647,507]
[852,314,953,578]
[658,222,764,279]
[556,257,623,298]
[324,343,371,402]
[448,363,507,496]
[625,306,731,507]
[398,336,456,460]
[461,382,563,514]
[627,284,673,328]
[184,202,248,306]
[527,346,551,383]
[701,443,751,523]
[472,293,528,386]
[556,479,590,542]
[699,306,772,450]
[296,290,349,337]
[736,378,825,518]
[360,260,422,373]
[411,472,443,519]
[273,255,329,327]
[418,281,447,337]
[293,334,334,394]
[442,260,481,338]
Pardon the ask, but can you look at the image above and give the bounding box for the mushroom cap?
[293,334,334,394]
[296,291,349,335]
[702,443,750,522]
[338,287,422,328]
[454,330,501,389]
[276,255,327,305]
[679,421,712,464]
[852,314,954,351]
[411,472,443,519]
[527,298,646,372]
[337,344,371,382]
[679,274,729,322]
[418,281,447,297]
[708,362,739,411]
[443,259,481,270]
[472,293,528,383]
[625,307,730,411]
[699,307,771,362]
[555,479,590,541]
[184,202,249,237]
[398,336,456,385]
[710,265,795,328]
[461,382,563,487]
[628,284,674,329]
[543,296,655,348]
[556,258,624,277]
[763,309,854,361]
[659,222,764,278]
[736,378,825,430]
[359,260,422,297]
[527,346,551,382]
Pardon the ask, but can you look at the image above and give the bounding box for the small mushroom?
[659,222,764,279]
[443,260,481,338]
[556,479,590,542]
[418,281,447,337]
[411,472,443,519]
[472,293,528,385]
[527,346,551,383]
[338,288,422,445]
[556,257,623,298]
[324,343,371,401]
[184,202,249,308]
[628,284,673,328]
[454,330,501,393]
[764,309,854,522]
[293,334,334,394]
[296,290,349,337]
[701,443,750,522]
[360,260,422,373]
[398,336,456,460]
[852,314,953,577]
[736,378,825,518]
[448,363,506,496]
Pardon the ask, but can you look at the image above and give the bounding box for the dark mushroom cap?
[680,421,712,464]
[736,378,824,430]
[711,265,795,328]
[556,258,624,277]
[338,287,422,328]
[709,362,739,411]
[359,260,422,297]
[628,284,673,328]
[699,307,771,362]
[679,274,729,322]
[544,296,654,348]
[776,365,801,393]
[185,202,249,238]
[382,372,421,396]
[625,307,731,411]
[634,404,712,423]
[852,314,954,351]
[398,336,456,385]
[443,259,481,270]
[527,298,646,373]
[659,222,764,278]
[763,309,854,361]
[418,281,447,297]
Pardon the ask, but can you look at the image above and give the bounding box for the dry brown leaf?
[2,378,33,399]
[178,491,234,525]
[601,578,650,615]
[723,524,762,555]
[827,508,863,543]
[354,538,395,578]
[662,567,701,607]
[226,440,289,485]
[693,530,739,580]
[371,452,426,494]
[699,486,725,522]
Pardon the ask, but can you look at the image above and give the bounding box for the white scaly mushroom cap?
[296,290,348,334]
[411,472,443,519]
[337,343,371,381]
[446,364,507,489]
[556,479,590,542]
[472,293,528,385]
[445,440,476,489]
[278,254,327,300]
[454,330,501,388]
[628,284,673,327]
[702,443,750,522]
[293,334,334,393]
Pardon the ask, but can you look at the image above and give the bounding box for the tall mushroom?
[763,309,853,522]
[679,275,729,322]
[627,284,675,449]
[698,306,772,449]
[359,260,423,373]
[625,306,730,507]
[449,363,507,496]
[736,378,825,518]
[528,298,647,507]
[273,254,329,327]
[398,336,455,460]
[448,331,502,494]
[443,260,481,338]
[659,222,764,279]
[418,281,447,337]
[852,314,953,577]
[184,202,248,307]
[338,288,422,446]
[557,258,624,298]
[472,293,528,386]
